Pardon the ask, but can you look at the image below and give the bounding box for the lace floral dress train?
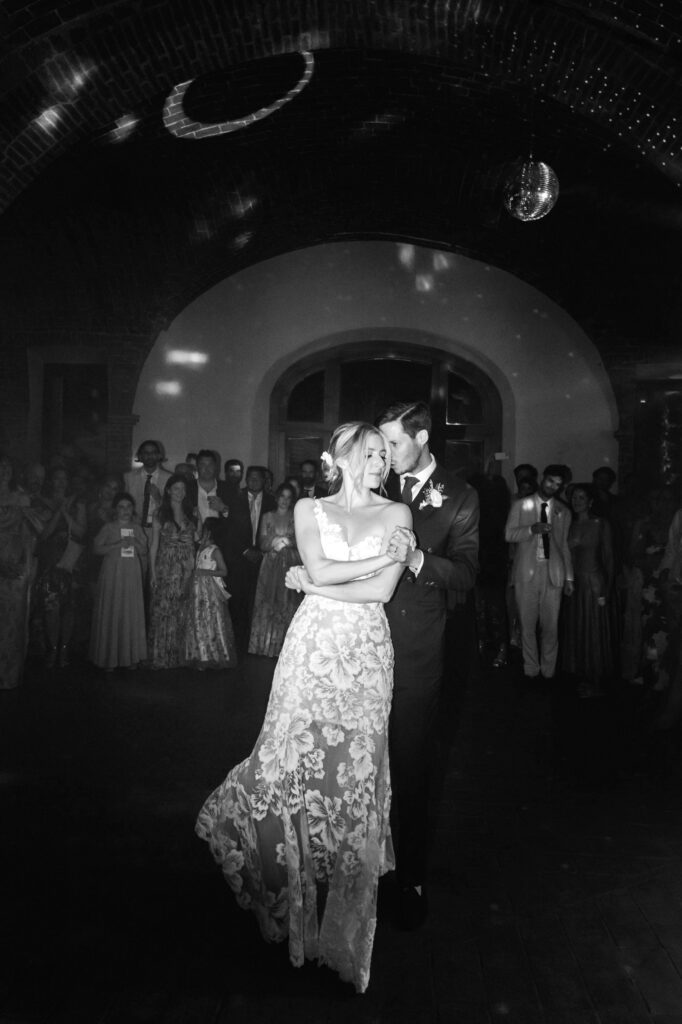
[195,501,394,992]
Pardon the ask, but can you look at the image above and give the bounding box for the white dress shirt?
[197,481,218,525]
[399,455,436,504]
[532,493,553,562]
[248,490,262,545]
[398,455,436,575]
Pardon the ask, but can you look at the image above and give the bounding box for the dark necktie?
[540,502,550,559]
[141,474,153,526]
[401,475,418,504]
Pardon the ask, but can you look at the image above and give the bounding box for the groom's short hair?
[376,401,431,438]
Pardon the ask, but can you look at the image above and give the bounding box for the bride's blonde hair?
[323,422,390,495]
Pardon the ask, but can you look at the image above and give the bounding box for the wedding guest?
[513,464,538,498]
[506,463,539,649]
[645,503,682,770]
[174,461,199,508]
[0,455,33,689]
[184,517,237,670]
[89,492,148,672]
[147,475,196,669]
[35,467,87,669]
[284,475,302,501]
[469,461,511,667]
[621,486,676,687]
[196,422,410,992]
[124,440,171,542]
[85,474,123,590]
[232,466,276,648]
[248,483,303,657]
[223,459,244,497]
[505,464,574,681]
[560,484,615,697]
[299,459,328,499]
[195,450,231,531]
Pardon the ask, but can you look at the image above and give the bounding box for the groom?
[378,401,479,928]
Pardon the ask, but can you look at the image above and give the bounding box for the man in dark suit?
[194,449,234,562]
[299,459,328,500]
[230,465,276,649]
[378,401,479,928]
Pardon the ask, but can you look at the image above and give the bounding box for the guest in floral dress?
[184,517,237,669]
[248,483,303,657]
[147,475,196,668]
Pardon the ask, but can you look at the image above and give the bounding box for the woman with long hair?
[248,482,303,657]
[196,423,410,992]
[147,474,196,668]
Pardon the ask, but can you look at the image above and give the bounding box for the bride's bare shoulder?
[374,494,411,523]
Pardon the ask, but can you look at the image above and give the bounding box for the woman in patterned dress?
[248,482,303,658]
[184,516,237,669]
[196,423,411,992]
[147,474,196,669]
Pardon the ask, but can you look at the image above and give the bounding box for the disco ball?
[503,160,559,222]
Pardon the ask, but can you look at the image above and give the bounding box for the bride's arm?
[294,498,397,586]
[293,503,412,603]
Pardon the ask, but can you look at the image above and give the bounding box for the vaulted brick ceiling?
[1,0,681,363]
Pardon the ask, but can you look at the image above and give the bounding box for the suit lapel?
[412,464,443,517]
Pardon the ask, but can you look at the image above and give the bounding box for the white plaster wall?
[132,241,618,483]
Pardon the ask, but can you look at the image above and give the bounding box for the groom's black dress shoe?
[398,885,428,931]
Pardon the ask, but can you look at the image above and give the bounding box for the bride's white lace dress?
[195,501,394,992]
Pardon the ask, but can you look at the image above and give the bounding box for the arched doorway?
[269,340,503,485]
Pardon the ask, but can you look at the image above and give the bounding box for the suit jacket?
[299,484,328,500]
[232,489,277,556]
[123,466,172,527]
[196,480,235,567]
[505,494,573,588]
[385,464,479,624]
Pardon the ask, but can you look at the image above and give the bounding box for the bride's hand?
[387,526,416,564]
[285,565,310,592]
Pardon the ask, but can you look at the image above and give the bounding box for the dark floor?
[2,649,682,1024]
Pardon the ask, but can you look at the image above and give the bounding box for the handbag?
[56,535,84,573]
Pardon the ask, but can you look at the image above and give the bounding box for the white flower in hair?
[320,451,333,467]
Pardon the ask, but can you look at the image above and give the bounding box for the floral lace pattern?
[196,500,394,992]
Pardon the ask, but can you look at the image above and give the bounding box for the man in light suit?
[378,401,479,928]
[505,464,574,680]
[124,439,172,540]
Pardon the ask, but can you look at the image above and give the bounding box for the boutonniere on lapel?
[419,481,448,511]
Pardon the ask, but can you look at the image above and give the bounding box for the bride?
[195,422,411,992]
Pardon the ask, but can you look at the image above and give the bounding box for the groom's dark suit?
[385,464,479,886]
